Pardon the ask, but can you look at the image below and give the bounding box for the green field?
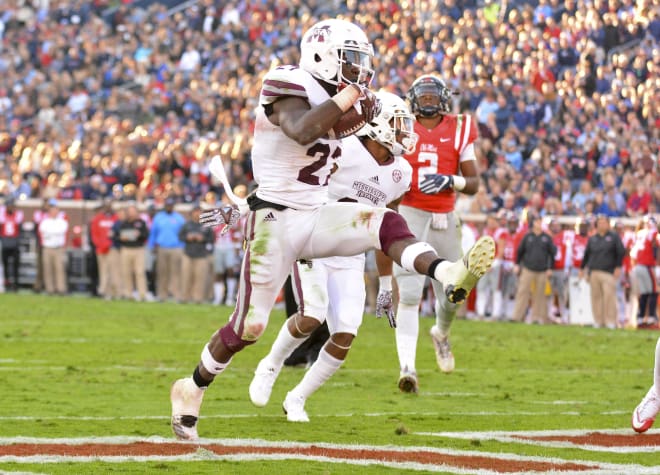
[1,293,659,474]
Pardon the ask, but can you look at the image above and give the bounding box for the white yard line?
[416,429,660,453]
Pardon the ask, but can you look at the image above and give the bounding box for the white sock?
[226,277,237,302]
[213,282,224,305]
[395,303,419,372]
[436,296,457,336]
[266,322,308,368]
[654,337,660,396]
[290,348,343,400]
[432,260,452,282]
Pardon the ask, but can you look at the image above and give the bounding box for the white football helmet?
[300,19,375,89]
[357,91,418,156]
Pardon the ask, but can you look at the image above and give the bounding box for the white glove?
[376,289,396,328]
[199,205,241,233]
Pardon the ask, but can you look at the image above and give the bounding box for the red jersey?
[0,209,24,238]
[621,229,635,273]
[552,230,568,270]
[631,229,659,266]
[401,114,478,213]
[570,233,589,269]
[496,227,516,263]
[90,212,117,254]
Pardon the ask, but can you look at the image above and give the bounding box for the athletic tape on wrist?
[400,242,436,273]
[379,275,392,292]
[452,175,466,191]
[331,85,360,113]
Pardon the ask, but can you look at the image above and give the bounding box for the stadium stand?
[0,0,657,323]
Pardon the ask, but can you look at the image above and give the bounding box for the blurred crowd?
[0,0,657,219]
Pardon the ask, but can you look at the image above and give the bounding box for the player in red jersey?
[393,75,481,391]
[631,216,660,327]
[567,217,590,277]
[548,218,570,323]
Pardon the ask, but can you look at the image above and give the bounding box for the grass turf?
[1,293,659,473]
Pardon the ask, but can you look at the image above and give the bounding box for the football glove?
[350,85,381,124]
[419,174,454,194]
[376,289,396,328]
[199,205,241,233]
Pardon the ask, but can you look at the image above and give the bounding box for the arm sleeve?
[581,241,590,270]
[615,234,625,267]
[547,239,557,269]
[516,237,525,265]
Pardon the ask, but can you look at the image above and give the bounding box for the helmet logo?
[307,25,331,43]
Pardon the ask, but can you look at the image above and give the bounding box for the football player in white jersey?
[248,92,415,421]
[170,19,495,440]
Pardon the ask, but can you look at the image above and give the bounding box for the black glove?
[419,174,454,194]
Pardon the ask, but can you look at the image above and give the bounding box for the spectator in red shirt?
[627,182,652,216]
[89,199,118,299]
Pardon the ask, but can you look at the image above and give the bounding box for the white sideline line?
[0,410,629,422]
[531,400,588,405]
[0,436,658,475]
[416,429,660,453]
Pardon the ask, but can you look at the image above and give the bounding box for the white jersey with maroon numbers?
[253,66,342,210]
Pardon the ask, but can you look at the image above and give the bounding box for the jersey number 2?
[417,151,437,188]
[297,143,341,186]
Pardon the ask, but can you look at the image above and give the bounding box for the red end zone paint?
[0,441,601,473]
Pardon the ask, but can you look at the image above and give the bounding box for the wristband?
[379,275,392,292]
[452,175,466,191]
[330,85,360,113]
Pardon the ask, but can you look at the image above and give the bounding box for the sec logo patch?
[392,169,402,183]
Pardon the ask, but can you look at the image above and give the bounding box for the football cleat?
[398,368,419,394]
[430,325,455,373]
[283,392,310,422]
[632,386,660,433]
[439,236,495,304]
[249,358,283,407]
[170,377,205,441]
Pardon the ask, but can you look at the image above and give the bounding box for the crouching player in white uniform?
[169,19,495,440]
[249,92,415,421]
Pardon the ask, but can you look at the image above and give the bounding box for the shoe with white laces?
[437,236,496,305]
[249,358,283,407]
[398,368,419,394]
[283,392,309,422]
[170,377,205,440]
[632,386,660,433]
[430,325,455,373]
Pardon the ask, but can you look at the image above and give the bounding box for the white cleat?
[249,358,282,407]
[430,325,455,373]
[283,392,309,422]
[170,377,205,440]
[632,386,660,433]
[438,236,496,305]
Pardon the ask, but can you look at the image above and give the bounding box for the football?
[330,106,367,139]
